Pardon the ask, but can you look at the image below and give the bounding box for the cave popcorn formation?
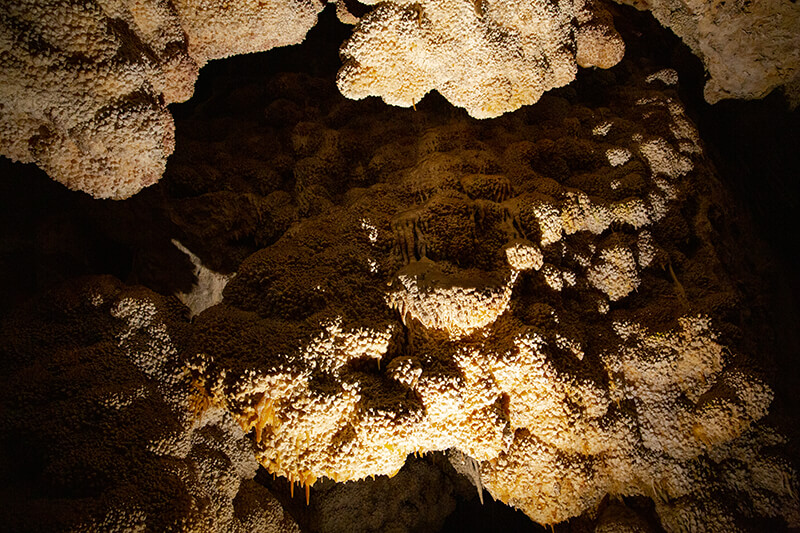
[0,277,301,532]
[1,0,799,529]
[180,71,800,530]
[336,0,625,118]
[0,0,323,199]
[2,0,797,198]
[618,0,800,105]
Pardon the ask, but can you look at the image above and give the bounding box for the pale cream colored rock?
[0,0,321,199]
[171,0,322,64]
[616,0,800,104]
[575,0,626,69]
[108,289,301,533]
[639,138,693,180]
[481,317,787,527]
[172,240,233,318]
[607,147,632,167]
[542,264,565,291]
[587,245,640,301]
[562,191,613,235]
[3,277,300,532]
[646,68,679,86]
[337,0,624,118]
[0,0,194,198]
[593,121,613,136]
[504,239,544,271]
[387,258,518,337]
[636,230,656,268]
[335,0,362,25]
[182,75,797,530]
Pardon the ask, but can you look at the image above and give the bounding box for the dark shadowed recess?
[0,159,135,317]
[171,3,353,122]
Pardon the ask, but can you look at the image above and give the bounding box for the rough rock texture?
[0,0,196,198]
[1,10,798,529]
[178,59,799,530]
[0,0,321,199]
[337,0,625,118]
[172,239,232,317]
[294,456,457,533]
[0,276,299,532]
[616,0,800,105]
[172,0,322,64]
[3,0,797,201]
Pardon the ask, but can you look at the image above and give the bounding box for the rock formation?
[2,0,798,197]
[0,276,299,532]
[177,63,799,529]
[0,0,322,199]
[299,457,458,533]
[336,0,625,118]
[0,4,798,532]
[616,0,800,105]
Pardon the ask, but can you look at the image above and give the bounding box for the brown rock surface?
[0,9,798,531]
[175,59,799,529]
[0,276,299,532]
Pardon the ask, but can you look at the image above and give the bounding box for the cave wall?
[1,2,799,533]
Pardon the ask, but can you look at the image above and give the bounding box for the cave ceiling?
[0,1,799,532]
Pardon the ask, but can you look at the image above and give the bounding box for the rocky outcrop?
[0,276,299,532]
[0,7,798,530]
[0,0,322,199]
[616,0,800,105]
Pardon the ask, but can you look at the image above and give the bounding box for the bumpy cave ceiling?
[1,1,799,532]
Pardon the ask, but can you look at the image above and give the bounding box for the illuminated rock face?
[1,3,798,529]
[183,68,799,529]
[1,0,796,198]
[0,0,196,198]
[615,0,800,105]
[336,0,625,118]
[0,0,322,199]
[0,0,621,197]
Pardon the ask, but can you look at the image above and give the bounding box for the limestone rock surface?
[616,0,800,105]
[337,0,625,118]
[179,64,800,530]
[0,0,322,199]
[3,0,798,202]
[0,276,299,533]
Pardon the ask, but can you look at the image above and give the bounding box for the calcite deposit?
[0,0,194,198]
[0,0,322,199]
[337,0,625,118]
[172,0,322,64]
[177,62,799,530]
[1,3,798,531]
[0,276,299,533]
[2,0,798,198]
[616,0,800,105]
[172,239,232,317]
